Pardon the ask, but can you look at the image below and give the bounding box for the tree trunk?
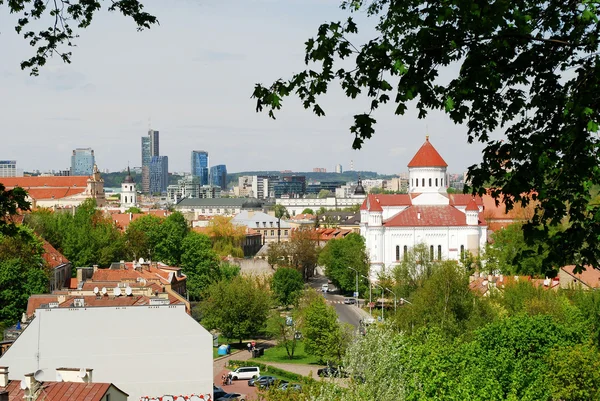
[277,218,281,243]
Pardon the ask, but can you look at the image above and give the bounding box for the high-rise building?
[191,150,209,186]
[149,129,160,157]
[312,168,327,173]
[335,164,343,174]
[70,148,95,176]
[209,164,227,190]
[0,160,19,177]
[141,130,160,193]
[149,156,169,194]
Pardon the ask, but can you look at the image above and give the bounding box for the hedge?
[227,360,314,384]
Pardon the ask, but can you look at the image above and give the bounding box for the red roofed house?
[361,137,487,276]
[42,240,72,292]
[0,165,106,208]
[0,366,128,401]
[559,265,600,290]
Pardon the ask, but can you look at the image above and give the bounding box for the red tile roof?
[0,176,89,188]
[561,265,600,289]
[407,137,448,168]
[465,198,479,211]
[1,380,114,401]
[367,195,383,212]
[26,188,86,200]
[42,240,69,269]
[360,194,419,210]
[448,194,484,206]
[384,205,484,227]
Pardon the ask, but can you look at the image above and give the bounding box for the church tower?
[120,167,137,212]
[407,136,449,205]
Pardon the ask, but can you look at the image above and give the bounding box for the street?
[307,275,371,328]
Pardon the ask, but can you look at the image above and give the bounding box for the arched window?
[422,178,425,187]
[415,179,418,187]
[429,178,432,186]
[435,178,438,186]
[437,245,442,260]
[396,245,400,261]
[403,245,408,261]
[460,245,465,260]
[430,245,434,260]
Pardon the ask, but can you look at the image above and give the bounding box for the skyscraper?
[0,160,18,177]
[149,156,169,194]
[70,148,95,176]
[142,129,160,193]
[191,150,209,186]
[209,164,227,190]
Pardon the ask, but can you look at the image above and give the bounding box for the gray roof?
[176,198,250,207]
[0,305,212,400]
[232,210,292,229]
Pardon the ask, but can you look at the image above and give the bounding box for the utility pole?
[373,282,384,321]
[348,266,359,307]
[361,274,372,316]
[385,287,397,314]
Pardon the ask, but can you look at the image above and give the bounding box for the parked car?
[279,382,302,391]
[321,284,329,292]
[247,375,276,387]
[213,385,227,399]
[343,297,356,304]
[215,393,246,401]
[229,366,260,380]
[317,366,347,378]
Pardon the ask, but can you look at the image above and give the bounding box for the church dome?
[123,167,134,184]
[242,199,263,209]
[354,178,366,195]
[407,136,448,168]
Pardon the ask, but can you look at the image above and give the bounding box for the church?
[360,137,487,277]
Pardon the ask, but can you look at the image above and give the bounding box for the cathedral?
[360,137,487,277]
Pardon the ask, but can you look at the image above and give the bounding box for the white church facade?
[360,137,487,277]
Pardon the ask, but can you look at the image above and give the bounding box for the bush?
[227,360,312,383]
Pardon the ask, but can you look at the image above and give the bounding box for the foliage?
[299,291,350,364]
[301,208,315,215]
[317,189,333,199]
[219,262,241,281]
[261,341,319,365]
[227,360,310,384]
[286,229,320,280]
[0,183,30,236]
[391,243,439,299]
[253,0,600,273]
[197,275,272,343]
[6,0,157,75]
[273,204,290,243]
[271,267,305,306]
[124,214,163,260]
[267,242,287,269]
[179,232,221,301]
[547,344,600,401]
[124,207,142,214]
[154,212,188,266]
[206,215,246,258]
[318,233,369,294]
[266,311,300,359]
[0,226,49,326]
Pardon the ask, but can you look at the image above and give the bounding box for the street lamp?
[347,266,359,307]
[372,282,385,321]
[360,274,372,316]
[400,297,412,305]
[384,287,397,314]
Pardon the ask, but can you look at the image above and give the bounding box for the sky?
[1,0,488,175]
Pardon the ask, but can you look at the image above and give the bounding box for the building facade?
[70,148,95,176]
[191,150,209,186]
[335,164,343,174]
[141,130,160,194]
[149,156,168,194]
[0,160,21,177]
[209,164,227,189]
[120,167,137,211]
[360,137,487,277]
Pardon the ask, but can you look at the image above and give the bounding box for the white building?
[0,304,213,401]
[120,167,137,212]
[361,137,487,277]
[0,160,21,177]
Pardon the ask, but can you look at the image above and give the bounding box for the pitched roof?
[25,188,87,200]
[407,137,448,168]
[367,195,383,212]
[465,198,479,211]
[1,380,115,401]
[0,176,89,188]
[384,205,484,227]
[448,194,484,206]
[360,194,414,210]
[42,240,69,268]
[561,265,600,289]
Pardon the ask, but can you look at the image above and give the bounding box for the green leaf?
[445,97,455,112]
[587,120,598,132]
[393,60,407,75]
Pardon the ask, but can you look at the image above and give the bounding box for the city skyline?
[1,0,492,175]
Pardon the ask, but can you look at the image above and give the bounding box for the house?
[174,198,272,219]
[0,366,128,401]
[559,265,600,289]
[42,241,71,292]
[1,165,106,208]
[361,137,488,277]
[232,210,292,243]
[0,305,213,401]
[468,273,559,296]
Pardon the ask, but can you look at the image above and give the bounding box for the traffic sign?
[353,291,359,297]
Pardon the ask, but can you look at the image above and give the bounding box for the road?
[308,275,372,328]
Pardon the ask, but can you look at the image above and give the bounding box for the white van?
[321,284,329,293]
[230,366,260,380]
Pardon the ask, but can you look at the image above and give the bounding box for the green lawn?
[213,336,253,359]
[260,342,320,365]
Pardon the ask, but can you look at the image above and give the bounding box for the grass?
[260,342,320,365]
[213,335,254,359]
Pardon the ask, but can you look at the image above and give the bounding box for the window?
[271,230,275,236]
[403,245,408,261]
[396,245,400,261]
[460,245,465,260]
[435,178,438,186]
[429,178,432,186]
[270,222,273,227]
[263,222,266,227]
[430,245,434,260]
[422,178,425,187]
[415,179,418,187]
[284,230,288,236]
[437,245,442,260]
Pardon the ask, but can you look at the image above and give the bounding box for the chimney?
[129,213,133,221]
[93,265,98,274]
[55,368,93,383]
[119,260,125,270]
[23,373,39,393]
[488,274,493,282]
[417,212,421,220]
[76,268,83,282]
[0,366,8,387]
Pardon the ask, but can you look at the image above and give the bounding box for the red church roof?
[407,137,448,168]
[465,198,479,211]
[383,205,484,227]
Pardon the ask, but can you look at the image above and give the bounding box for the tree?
[198,275,272,344]
[300,291,350,364]
[318,233,369,294]
[0,184,30,236]
[272,204,290,243]
[124,207,143,214]
[287,229,320,280]
[253,1,600,273]
[124,214,163,260]
[392,243,438,299]
[6,0,157,75]
[206,215,246,258]
[154,212,188,266]
[318,189,333,199]
[547,344,600,401]
[180,232,221,301]
[267,242,287,269]
[271,267,304,307]
[301,208,315,215]
[266,311,300,360]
